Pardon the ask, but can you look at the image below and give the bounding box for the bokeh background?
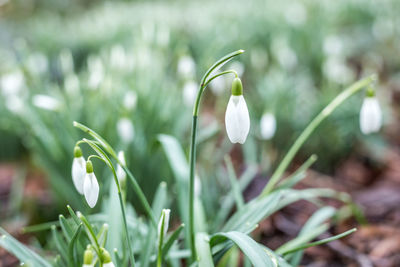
[1,0,400,266]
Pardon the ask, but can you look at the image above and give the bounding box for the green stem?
[188,50,244,263]
[261,74,377,196]
[157,214,166,267]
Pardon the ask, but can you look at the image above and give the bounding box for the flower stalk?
[188,49,245,262]
[261,74,377,196]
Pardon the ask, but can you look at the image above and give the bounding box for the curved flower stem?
[79,139,136,266]
[188,50,244,262]
[260,74,377,196]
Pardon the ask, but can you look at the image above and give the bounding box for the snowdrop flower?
[60,49,74,75]
[117,117,135,144]
[26,53,48,75]
[72,146,85,194]
[360,90,382,134]
[32,94,61,111]
[225,78,250,144]
[82,247,94,267]
[1,71,25,96]
[87,55,104,90]
[123,91,138,110]
[177,55,196,78]
[83,160,99,208]
[158,209,171,238]
[116,151,127,184]
[110,44,126,70]
[101,248,115,267]
[183,81,198,107]
[260,112,277,140]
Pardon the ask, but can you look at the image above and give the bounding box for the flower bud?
[101,248,115,267]
[158,209,171,239]
[116,151,127,184]
[83,247,94,267]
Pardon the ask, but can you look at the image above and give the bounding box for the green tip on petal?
[231,77,243,96]
[86,160,93,173]
[366,87,375,98]
[74,146,82,158]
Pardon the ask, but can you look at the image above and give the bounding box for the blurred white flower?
[323,35,343,56]
[5,95,24,114]
[177,56,196,78]
[110,45,126,70]
[59,49,74,74]
[32,94,61,111]
[225,95,250,144]
[272,37,297,70]
[360,96,382,134]
[83,161,99,208]
[116,151,127,184]
[284,1,307,26]
[72,147,85,194]
[183,81,198,107]
[27,53,48,75]
[322,57,354,84]
[117,118,135,144]
[260,113,277,140]
[1,71,25,96]
[64,74,80,96]
[210,75,227,95]
[158,209,171,238]
[103,262,115,267]
[123,91,138,110]
[87,56,104,89]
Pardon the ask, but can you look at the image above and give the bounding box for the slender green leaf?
[196,232,215,267]
[0,227,52,267]
[224,156,244,210]
[68,224,82,267]
[211,231,275,267]
[162,224,185,258]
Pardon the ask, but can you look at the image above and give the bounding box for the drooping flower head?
[83,160,99,208]
[360,88,382,135]
[225,77,250,144]
[72,146,85,194]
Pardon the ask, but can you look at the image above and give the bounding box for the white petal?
[32,94,61,111]
[103,263,115,267]
[183,81,198,107]
[83,173,99,208]
[360,97,382,134]
[260,113,277,140]
[72,157,86,194]
[225,95,250,144]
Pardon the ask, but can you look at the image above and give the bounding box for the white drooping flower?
[72,146,86,194]
[260,113,277,140]
[32,94,61,111]
[360,95,382,134]
[116,151,127,184]
[158,209,171,238]
[183,81,198,107]
[1,71,25,96]
[117,118,135,144]
[225,78,250,144]
[103,262,115,267]
[83,160,99,208]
